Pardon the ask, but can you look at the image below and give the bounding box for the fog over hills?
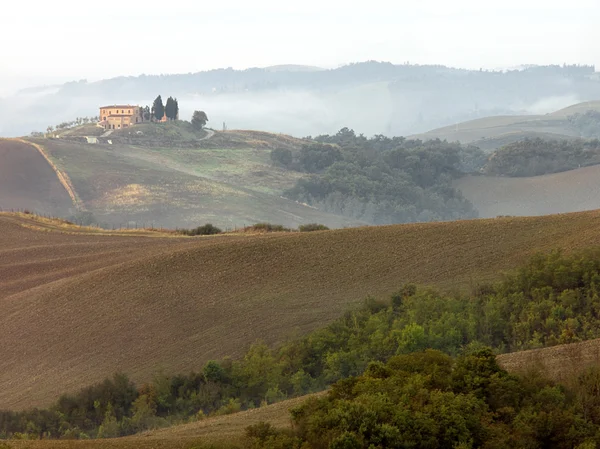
[2,62,599,138]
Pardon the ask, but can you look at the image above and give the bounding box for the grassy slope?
[4,210,600,411]
[6,394,322,449]
[409,101,600,150]
[31,136,361,229]
[454,165,600,218]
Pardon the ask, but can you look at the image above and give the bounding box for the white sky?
[1,0,598,92]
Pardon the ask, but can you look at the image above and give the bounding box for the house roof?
[100,105,139,109]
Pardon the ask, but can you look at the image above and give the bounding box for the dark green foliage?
[152,95,165,121]
[298,223,329,232]
[192,110,209,129]
[269,148,293,168]
[569,111,600,138]
[297,143,343,173]
[289,350,600,449]
[247,223,292,233]
[484,137,600,177]
[284,128,482,224]
[179,223,222,236]
[165,96,177,121]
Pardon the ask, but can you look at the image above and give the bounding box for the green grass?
[31,139,359,230]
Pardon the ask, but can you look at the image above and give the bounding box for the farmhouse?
[99,105,145,130]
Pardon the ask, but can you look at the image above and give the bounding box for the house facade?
[99,105,145,130]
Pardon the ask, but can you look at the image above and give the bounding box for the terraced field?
[4,210,600,411]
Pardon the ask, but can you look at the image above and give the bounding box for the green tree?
[191,110,208,129]
[270,148,293,167]
[152,95,165,121]
[165,96,178,121]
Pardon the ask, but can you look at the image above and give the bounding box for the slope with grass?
[32,136,361,229]
[410,101,600,150]
[5,210,600,410]
[454,165,600,218]
[0,139,74,216]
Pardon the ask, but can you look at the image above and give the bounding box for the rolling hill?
[454,165,600,218]
[0,139,74,216]
[5,133,363,229]
[410,100,600,150]
[4,209,600,411]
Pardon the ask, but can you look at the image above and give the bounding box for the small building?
[99,105,145,130]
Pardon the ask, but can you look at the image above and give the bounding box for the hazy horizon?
[2,0,599,95]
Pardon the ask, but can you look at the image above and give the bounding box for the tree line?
[149,95,179,121]
[273,128,486,224]
[4,249,600,441]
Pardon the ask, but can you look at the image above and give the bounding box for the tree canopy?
[191,110,209,129]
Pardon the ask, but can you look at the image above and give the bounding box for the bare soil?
[3,210,600,411]
[0,140,74,216]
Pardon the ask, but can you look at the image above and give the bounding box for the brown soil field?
[455,165,600,218]
[4,210,600,412]
[497,338,600,384]
[0,140,74,216]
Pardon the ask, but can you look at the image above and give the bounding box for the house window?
[121,110,124,113]
[128,110,131,114]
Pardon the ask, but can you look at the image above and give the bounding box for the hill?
[4,62,600,138]
[454,165,600,218]
[497,338,600,384]
[14,135,362,229]
[5,209,600,410]
[0,139,74,216]
[410,100,600,150]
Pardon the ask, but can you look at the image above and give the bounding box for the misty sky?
[1,0,598,94]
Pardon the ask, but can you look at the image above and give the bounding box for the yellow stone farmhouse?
[99,105,145,130]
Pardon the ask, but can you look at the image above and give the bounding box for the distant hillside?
[18,133,362,229]
[4,209,600,409]
[3,62,600,138]
[0,139,74,216]
[454,165,600,218]
[411,100,600,150]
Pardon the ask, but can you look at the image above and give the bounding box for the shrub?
[298,223,329,232]
[270,148,293,168]
[179,223,222,236]
[247,223,293,233]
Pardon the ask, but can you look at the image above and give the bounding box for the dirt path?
[200,128,215,140]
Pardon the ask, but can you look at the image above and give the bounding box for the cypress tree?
[152,95,165,121]
[165,97,175,120]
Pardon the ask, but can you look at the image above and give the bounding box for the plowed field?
[0,140,74,216]
[455,165,600,218]
[4,210,600,411]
